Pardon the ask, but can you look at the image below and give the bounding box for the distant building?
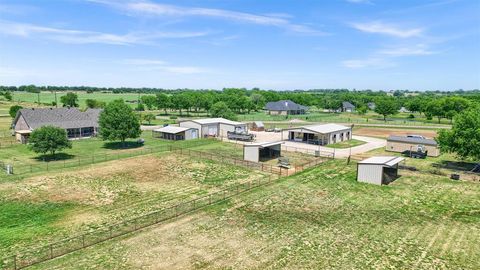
[367,102,376,110]
[12,107,102,143]
[341,101,356,112]
[386,135,440,157]
[265,100,308,115]
[399,107,410,113]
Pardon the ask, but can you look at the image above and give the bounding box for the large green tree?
[437,106,480,161]
[155,93,171,115]
[60,92,79,107]
[374,98,399,121]
[98,100,141,146]
[210,101,237,120]
[29,126,72,156]
[9,105,23,118]
[141,95,157,110]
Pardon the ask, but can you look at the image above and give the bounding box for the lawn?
[327,138,366,149]
[22,159,480,269]
[0,151,270,257]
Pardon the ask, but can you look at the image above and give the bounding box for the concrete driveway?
[247,131,386,158]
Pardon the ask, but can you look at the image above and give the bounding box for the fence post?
[30,164,32,173]
[13,255,17,270]
[50,244,53,259]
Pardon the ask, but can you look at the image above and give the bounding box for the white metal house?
[179,118,247,138]
[282,123,352,145]
[243,141,283,163]
[357,156,404,185]
[152,126,198,140]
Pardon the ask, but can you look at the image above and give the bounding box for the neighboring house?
[152,126,198,141]
[357,156,404,185]
[367,102,376,110]
[282,123,352,145]
[265,100,308,115]
[12,107,102,143]
[341,101,356,112]
[386,135,440,157]
[179,118,247,138]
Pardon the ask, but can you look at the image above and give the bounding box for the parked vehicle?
[227,131,255,141]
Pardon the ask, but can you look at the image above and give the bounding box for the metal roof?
[288,123,351,134]
[153,126,193,134]
[253,121,264,127]
[14,108,101,130]
[265,100,309,111]
[244,141,284,148]
[188,118,245,126]
[359,156,404,166]
[387,135,437,146]
[342,101,355,109]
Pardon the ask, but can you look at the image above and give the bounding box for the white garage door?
[208,125,218,136]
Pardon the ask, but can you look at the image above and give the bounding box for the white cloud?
[121,58,208,74]
[379,44,436,56]
[91,0,325,35]
[341,58,395,69]
[351,21,423,38]
[0,20,208,45]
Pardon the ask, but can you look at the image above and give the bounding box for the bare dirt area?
[354,127,438,139]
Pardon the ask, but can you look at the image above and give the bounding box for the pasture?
[18,159,480,270]
[0,151,270,257]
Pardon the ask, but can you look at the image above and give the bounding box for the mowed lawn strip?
[25,160,480,269]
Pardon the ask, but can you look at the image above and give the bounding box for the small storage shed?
[251,121,265,131]
[243,141,283,163]
[152,126,198,140]
[386,136,440,157]
[357,156,404,185]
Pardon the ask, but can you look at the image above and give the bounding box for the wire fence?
[239,114,451,127]
[0,144,330,270]
[1,139,217,176]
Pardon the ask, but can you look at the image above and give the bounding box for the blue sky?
[0,0,479,90]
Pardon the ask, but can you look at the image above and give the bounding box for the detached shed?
[357,156,404,185]
[152,126,198,140]
[251,121,265,131]
[243,141,283,163]
[386,136,440,157]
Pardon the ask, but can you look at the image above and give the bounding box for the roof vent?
[285,101,288,107]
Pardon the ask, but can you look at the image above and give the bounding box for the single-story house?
[152,126,198,141]
[367,102,376,110]
[341,101,356,112]
[243,141,283,163]
[399,107,410,113]
[282,123,352,145]
[357,156,404,185]
[386,135,440,157]
[251,121,265,131]
[265,100,308,115]
[179,118,247,138]
[12,107,101,143]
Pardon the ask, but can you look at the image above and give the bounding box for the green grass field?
[17,159,480,270]
[0,149,270,257]
[327,138,366,149]
[11,92,152,108]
